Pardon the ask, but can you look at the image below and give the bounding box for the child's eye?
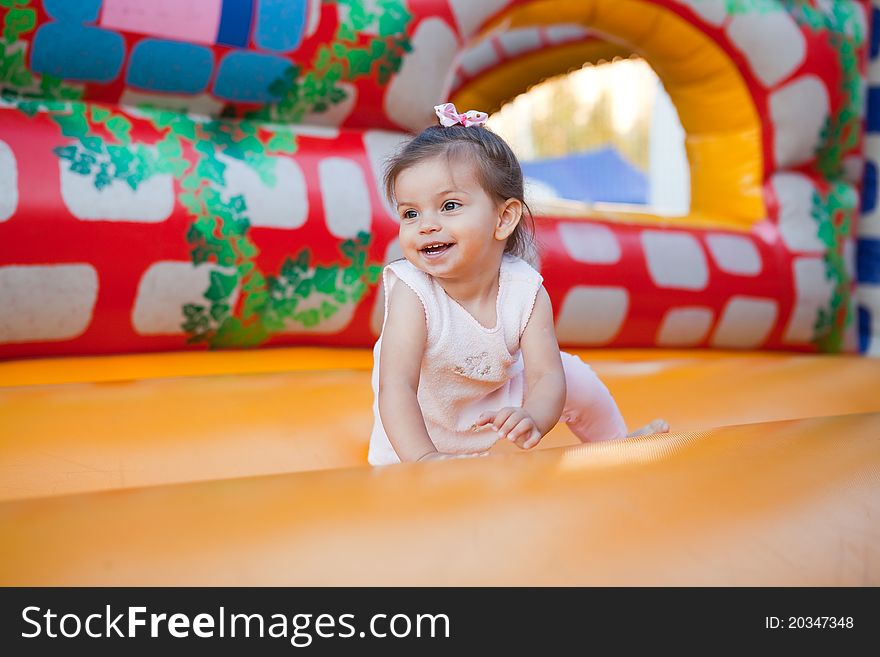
[401,209,418,221]
[442,201,461,211]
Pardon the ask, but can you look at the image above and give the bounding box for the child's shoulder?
[384,258,433,298]
[501,254,543,283]
[385,258,425,280]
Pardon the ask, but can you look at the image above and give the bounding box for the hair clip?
[434,102,488,127]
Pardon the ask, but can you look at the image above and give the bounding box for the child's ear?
[495,198,522,241]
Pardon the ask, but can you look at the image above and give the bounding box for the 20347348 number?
[765,617,854,629]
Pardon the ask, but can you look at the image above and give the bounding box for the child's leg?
[559,352,628,442]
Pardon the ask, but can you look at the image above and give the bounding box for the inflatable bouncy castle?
[1,0,879,585]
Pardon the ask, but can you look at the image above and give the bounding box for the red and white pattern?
[0,0,869,357]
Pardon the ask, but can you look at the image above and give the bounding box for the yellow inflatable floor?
[1,348,879,584]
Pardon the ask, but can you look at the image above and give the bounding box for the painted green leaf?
[183,303,205,318]
[328,86,347,103]
[94,172,112,190]
[246,155,276,187]
[237,135,264,154]
[53,145,78,161]
[267,131,297,154]
[4,7,35,41]
[319,56,342,79]
[167,158,189,178]
[70,151,96,174]
[180,173,200,190]
[215,243,237,267]
[262,313,286,332]
[346,49,373,76]
[337,22,356,41]
[243,290,269,319]
[229,194,247,214]
[196,156,226,185]
[15,100,39,117]
[366,265,382,283]
[157,135,182,158]
[170,118,196,140]
[79,136,102,153]
[212,316,242,344]
[350,280,367,302]
[211,316,268,347]
[200,187,220,206]
[2,48,24,77]
[107,145,134,173]
[320,301,338,319]
[315,45,331,69]
[293,249,310,271]
[191,246,212,265]
[193,139,214,156]
[90,106,110,123]
[238,239,258,259]
[209,302,230,322]
[340,240,356,258]
[280,257,300,281]
[54,112,89,138]
[342,265,361,286]
[179,192,202,216]
[242,272,266,292]
[817,221,835,247]
[296,309,320,328]
[224,216,250,237]
[151,110,178,128]
[313,265,338,294]
[205,270,239,302]
[10,66,30,87]
[295,278,313,297]
[105,115,132,143]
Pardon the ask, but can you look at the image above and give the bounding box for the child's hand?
[473,408,543,450]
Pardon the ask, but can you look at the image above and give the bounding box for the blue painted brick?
[255,0,308,53]
[31,23,124,82]
[44,0,103,23]
[128,40,214,94]
[213,51,292,102]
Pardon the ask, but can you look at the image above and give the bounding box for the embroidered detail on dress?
[453,352,492,378]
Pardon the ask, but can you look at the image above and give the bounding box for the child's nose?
[418,215,441,233]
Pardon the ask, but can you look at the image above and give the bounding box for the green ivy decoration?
[248,0,412,123]
[0,0,403,349]
[810,182,857,351]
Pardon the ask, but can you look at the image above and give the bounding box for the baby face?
[393,155,506,281]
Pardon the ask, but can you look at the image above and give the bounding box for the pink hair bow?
[434,103,488,127]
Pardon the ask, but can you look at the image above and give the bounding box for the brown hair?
[383,124,535,259]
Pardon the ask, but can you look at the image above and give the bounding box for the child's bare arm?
[378,282,442,462]
[474,287,565,449]
[519,287,566,443]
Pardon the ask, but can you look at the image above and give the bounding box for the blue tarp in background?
[521,146,647,205]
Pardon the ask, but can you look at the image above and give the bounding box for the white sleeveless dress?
[368,255,629,465]
[369,255,542,465]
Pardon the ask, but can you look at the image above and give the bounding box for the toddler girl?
[369,103,667,465]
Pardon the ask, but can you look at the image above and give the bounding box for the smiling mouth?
[420,242,453,256]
